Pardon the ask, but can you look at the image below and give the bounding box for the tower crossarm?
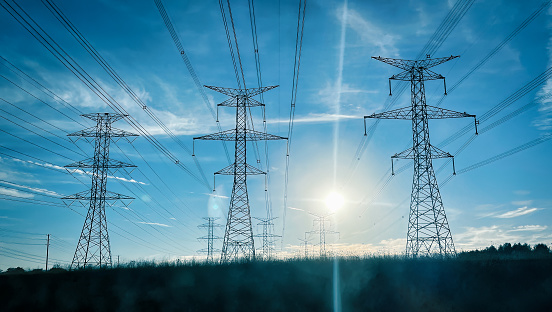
[365,106,475,121]
[198,248,221,253]
[198,235,222,240]
[425,106,475,119]
[218,97,265,107]
[61,190,134,201]
[194,129,287,141]
[365,106,412,120]
[392,144,452,160]
[215,163,266,175]
[81,112,126,123]
[388,68,444,82]
[372,55,459,71]
[68,127,138,138]
[324,230,340,238]
[65,158,136,169]
[205,85,278,98]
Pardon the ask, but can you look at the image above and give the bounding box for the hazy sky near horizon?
[0,0,551,269]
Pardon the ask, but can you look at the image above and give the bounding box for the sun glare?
[325,192,345,212]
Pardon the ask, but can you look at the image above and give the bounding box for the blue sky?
[0,0,551,269]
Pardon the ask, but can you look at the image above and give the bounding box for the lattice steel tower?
[194,86,286,262]
[62,113,137,268]
[306,213,339,259]
[365,56,477,257]
[254,217,280,260]
[198,217,223,263]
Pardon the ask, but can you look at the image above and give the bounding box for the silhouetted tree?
[512,243,531,255]
[5,267,25,274]
[533,243,550,255]
[485,245,498,254]
[498,243,513,254]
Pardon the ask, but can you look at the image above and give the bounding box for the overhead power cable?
[440,133,552,187]
[153,0,231,164]
[246,0,275,228]
[41,0,212,190]
[0,55,85,118]
[343,0,476,188]
[281,0,307,248]
[353,2,549,217]
[434,0,551,107]
[0,0,211,190]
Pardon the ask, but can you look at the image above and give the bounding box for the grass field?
[1,245,552,311]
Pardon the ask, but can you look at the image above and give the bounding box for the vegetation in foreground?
[1,243,552,311]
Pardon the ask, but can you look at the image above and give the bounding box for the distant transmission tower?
[194,86,286,262]
[306,213,339,259]
[62,113,137,268]
[365,55,477,257]
[254,217,280,260]
[197,217,223,263]
[298,235,312,258]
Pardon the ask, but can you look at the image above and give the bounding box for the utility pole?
[254,217,280,260]
[365,55,477,257]
[197,217,223,263]
[45,234,50,271]
[194,86,286,262]
[62,113,138,268]
[306,213,339,259]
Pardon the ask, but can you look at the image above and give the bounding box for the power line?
[1,0,211,190]
[0,55,86,118]
[434,0,551,106]
[343,0,477,187]
[42,0,212,190]
[281,0,307,249]
[153,0,231,164]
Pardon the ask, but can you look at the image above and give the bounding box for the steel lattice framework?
[254,217,280,260]
[194,86,286,262]
[197,217,223,263]
[62,113,137,268]
[365,56,477,257]
[306,213,339,259]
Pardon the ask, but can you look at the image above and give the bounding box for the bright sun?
[325,192,345,212]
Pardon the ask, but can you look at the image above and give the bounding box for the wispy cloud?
[0,187,34,198]
[112,176,147,185]
[494,206,542,218]
[455,224,552,251]
[315,81,379,112]
[137,221,171,228]
[535,8,552,131]
[203,193,229,199]
[511,200,533,206]
[339,7,399,57]
[0,180,63,197]
[267,113,359,125]
[9,157,146,185]
[287,206,307,212]
[509,225,548,232]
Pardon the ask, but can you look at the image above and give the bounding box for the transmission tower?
[365,55,477,257]
[298,235,312,259]
[197,217,223,263]
[62,113,137,268]
[306,213,339,259]
[194,86,286,262]
[254,217,280,260]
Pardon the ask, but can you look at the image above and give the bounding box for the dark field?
[2,249,552,311]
